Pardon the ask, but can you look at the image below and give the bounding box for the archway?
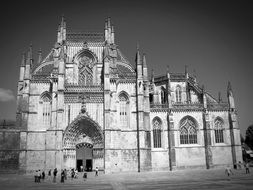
[63,114,104,171]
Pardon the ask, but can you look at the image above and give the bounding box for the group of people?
[34,170,45,183]
[34,167,100,183]
[225,161,251,178]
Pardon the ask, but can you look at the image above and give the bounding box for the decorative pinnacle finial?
[38,48,42,63]
[218,92,222,103]
[167,65,170,73]
[142,53,147,68]
[136,42,139,51]
[21,52,26,66]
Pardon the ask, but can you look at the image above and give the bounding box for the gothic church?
[16,17,242,173]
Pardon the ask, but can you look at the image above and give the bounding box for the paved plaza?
[0,168,252,190]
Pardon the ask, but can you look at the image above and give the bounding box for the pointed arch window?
[153,117,162,148]
[176,85,182,103]
[119,93,129,128]
[180,117,197,144]
[41,93,52,126]
[214,118,224,143]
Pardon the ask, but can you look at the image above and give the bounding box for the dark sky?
[0,0,252,135]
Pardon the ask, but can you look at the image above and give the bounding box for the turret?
[104,17,114,44]
[135,45,142,78]
[185,65,188,79]
[19,53,26,81]
[202,85,207,109]
[111,25,115,44]
[166,65,172,108]
[142,54,148,81]
[24,44,33,80]
[218,92,222,103]
[37,49,42,64]
[227,81,235,110]
[151,69,155,84]
[57,15,66,44]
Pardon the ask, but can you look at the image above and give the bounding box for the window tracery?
[153,117,162,148]
[180,117,197,144]
[214,118,224,143]
[176,85,182,103]
[119,93,129,128]
[78,55,93,85]
[41,93,52,126]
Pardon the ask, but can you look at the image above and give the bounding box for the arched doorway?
[63,114,104,171]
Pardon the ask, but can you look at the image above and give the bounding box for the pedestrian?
[53,168,57,183]
[42,171,45,181]
[64,169,67,180]
[61,169,65,183]
[225,165,233,180]
[80,165,83,172]
[38,170,41,183]
[245,162,250,174]
[71,168,75,180]
[34,170,38,183]
[95,167,98,176]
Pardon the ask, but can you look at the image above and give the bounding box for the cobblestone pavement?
[0,168,253,190]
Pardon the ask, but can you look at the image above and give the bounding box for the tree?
[245,124,253,150]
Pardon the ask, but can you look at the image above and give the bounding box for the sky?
[0,0,252,135]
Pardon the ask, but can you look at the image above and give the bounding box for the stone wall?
[0,129,20,171]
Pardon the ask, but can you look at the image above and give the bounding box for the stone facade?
[3,17,243,173]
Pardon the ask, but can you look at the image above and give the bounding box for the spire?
[202,84,205,93]
[218,92,222,103]
[151,69,155,83]
[107,17,111,28]
[21,53,26,66]
[193,69,197,82]
[38,48,42,64]
[26,44,33,65]
[142,53,147,68]
[105,18,108,29]
[227,81,233,96]
[227,81,235,109]
[135,43,141,65]
[142,53,148,81]
[185,65,188,79]
[166,65,170,79]
[60,14,65,28]
[111,24,115,44]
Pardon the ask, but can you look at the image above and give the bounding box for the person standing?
[60,169,65,183]
[225,165,233,180]
[34,170,38,183]
[53,168,58,183]
[64,169,67,180]
[42,171,45,181]
[245,162,250,174]
[95,167,98,177]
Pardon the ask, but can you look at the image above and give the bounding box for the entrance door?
[76,159,83,172]
[86,159,92,171]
